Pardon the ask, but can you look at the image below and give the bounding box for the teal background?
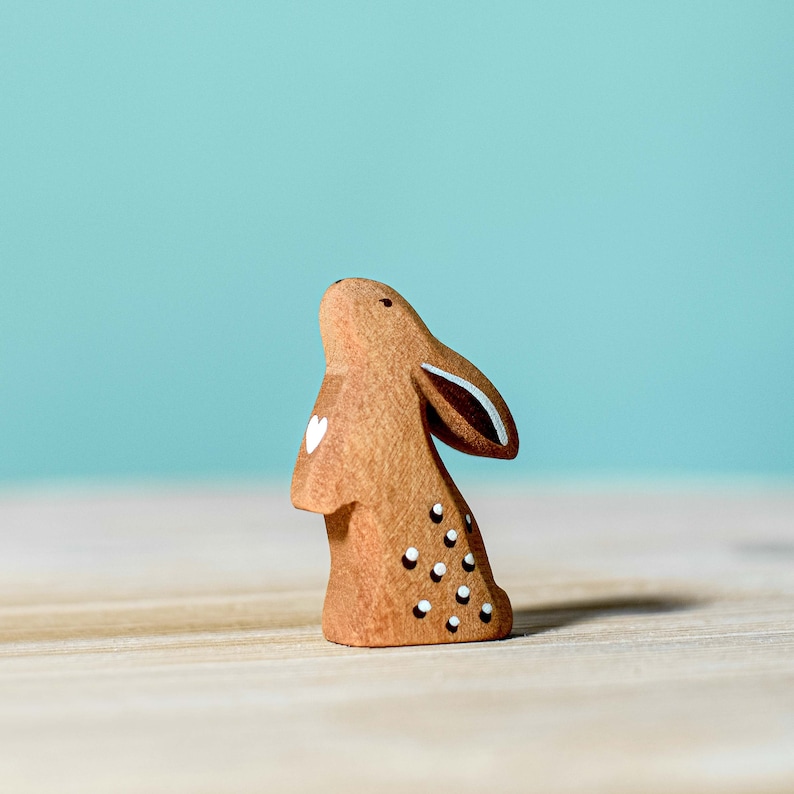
[1,2,792,483]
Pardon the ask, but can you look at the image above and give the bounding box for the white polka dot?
[465,514,471,524]
[448,615,460,628]
[433,562,447,577]
[432,503,443,516]
[417,599,432,613]
[481,602,493,615]
[457,585,470,599]
[405,547,419,562]
[463,553,475,567]
[445,529,458,542]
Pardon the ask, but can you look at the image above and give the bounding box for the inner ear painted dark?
[379,298,393,307]
[423,370,502,445]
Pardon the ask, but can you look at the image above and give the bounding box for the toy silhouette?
[291,278,519,647]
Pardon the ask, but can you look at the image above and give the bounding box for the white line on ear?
[421,362,508,445]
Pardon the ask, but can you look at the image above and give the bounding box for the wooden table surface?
[1,482,792,793]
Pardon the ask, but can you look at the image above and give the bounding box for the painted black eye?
[379,298,392,307]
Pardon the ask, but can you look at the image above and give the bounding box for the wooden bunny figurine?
[291,278,519,647]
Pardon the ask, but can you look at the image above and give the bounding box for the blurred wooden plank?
[1,484,793,793]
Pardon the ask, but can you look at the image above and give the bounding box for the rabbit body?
[292,279,518,647]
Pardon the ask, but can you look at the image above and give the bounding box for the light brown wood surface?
[1,482,793,793]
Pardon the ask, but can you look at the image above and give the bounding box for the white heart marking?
[305,415,328,454]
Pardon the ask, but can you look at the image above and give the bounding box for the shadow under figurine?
[291,278,519,647]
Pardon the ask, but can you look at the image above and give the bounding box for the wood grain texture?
[291,278,518,646]
[1,484,793,794]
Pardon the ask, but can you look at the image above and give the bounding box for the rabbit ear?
[414,347,519,459]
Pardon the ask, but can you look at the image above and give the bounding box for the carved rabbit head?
[316,278,519,461]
